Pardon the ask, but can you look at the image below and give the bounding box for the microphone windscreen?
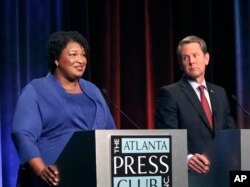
[101,88,108,96]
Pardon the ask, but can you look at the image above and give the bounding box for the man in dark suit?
[155,35,236,174]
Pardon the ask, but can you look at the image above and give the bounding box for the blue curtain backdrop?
[0,1,66,186]
[234,0,250,128]
[1,0,250,186]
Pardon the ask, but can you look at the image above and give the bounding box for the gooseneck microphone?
[231,95,250,116]
[102,88,141,129]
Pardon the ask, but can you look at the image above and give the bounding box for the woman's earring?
[55,61,59,67]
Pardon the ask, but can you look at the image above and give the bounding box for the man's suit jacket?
[155,76,236,154]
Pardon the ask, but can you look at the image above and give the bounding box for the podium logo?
[230,171,250,187]
[111,136,172,187]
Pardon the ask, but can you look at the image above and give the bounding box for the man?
[155,35,236,174]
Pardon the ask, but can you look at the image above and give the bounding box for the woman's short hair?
[47,31,89,72]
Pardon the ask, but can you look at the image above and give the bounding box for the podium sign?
[111,135,172,187]
[56,130,187,187]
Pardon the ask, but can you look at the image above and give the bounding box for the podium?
[56,129,188,187]
[189,129,250,187]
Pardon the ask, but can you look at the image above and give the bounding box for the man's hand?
[188,153,210,174]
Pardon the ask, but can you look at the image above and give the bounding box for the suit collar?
[179,76,214,132]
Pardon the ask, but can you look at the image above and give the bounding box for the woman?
[11,31,116,186]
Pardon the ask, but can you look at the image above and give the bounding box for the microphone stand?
[102,89,141,129]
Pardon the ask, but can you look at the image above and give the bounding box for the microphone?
[102,88,141,129]
[231,95,250,116]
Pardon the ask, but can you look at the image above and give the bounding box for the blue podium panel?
[189,129,250,187]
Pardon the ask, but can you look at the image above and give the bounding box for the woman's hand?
[39,165,59,186]
[28,157,60,186]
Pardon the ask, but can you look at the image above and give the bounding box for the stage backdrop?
[0,0,250,186]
